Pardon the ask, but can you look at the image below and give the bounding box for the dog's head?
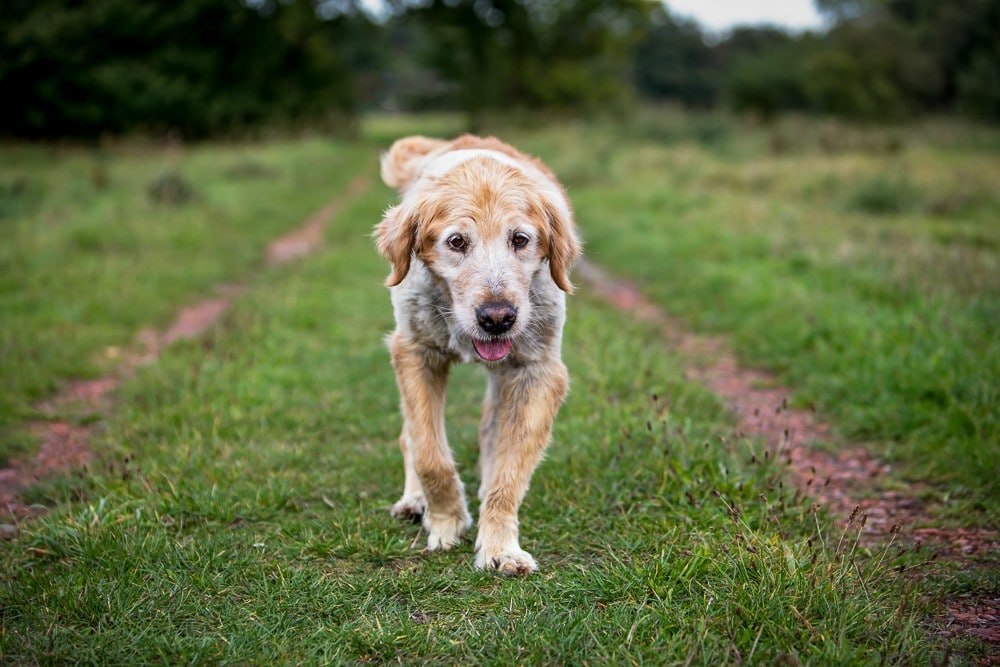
[375,135,581,362]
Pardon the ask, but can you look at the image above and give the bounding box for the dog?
[374,134,582,574]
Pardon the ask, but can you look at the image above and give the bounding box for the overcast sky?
[357,1,827,33]
[664,0,825,32]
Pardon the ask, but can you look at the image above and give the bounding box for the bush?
[847,175,919,215]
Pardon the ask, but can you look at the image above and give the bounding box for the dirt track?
[0,173,369,521]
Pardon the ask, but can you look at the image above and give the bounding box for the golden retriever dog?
[374,134,581,574]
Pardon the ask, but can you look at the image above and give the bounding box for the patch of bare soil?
[0,174,369,526]
[576,258,999,660]
[266,174,369,265]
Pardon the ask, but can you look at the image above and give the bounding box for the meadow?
[0,112,997,663]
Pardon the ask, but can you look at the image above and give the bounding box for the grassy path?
[0,139,372,463]
[1,121,996,662]
[0,170,371,517]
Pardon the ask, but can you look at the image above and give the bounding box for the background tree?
[633,5,715,108]
[0,0,369,138]
[2,0,998,139]
[386,0,655,127]
[809,0,1000,120]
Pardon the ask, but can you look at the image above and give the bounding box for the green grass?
[505,111,1000,521]
[2,180,928,664]
[1,114,996,662]
[0,139,370,461]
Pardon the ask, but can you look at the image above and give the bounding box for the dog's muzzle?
[475,302,517,335]
[473,302,517,361]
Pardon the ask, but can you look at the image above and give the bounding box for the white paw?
[424,510,472,551]
[390,494,426,522]
[475,546,538,575]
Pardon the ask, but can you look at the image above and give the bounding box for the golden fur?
[374,134,581,574]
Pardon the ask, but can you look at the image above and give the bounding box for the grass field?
[1,112,997,663]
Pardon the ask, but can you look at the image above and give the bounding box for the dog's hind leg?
[389,333,471,550]
[390,428,426,521]
[477,374,501,502]
[475,359,569,575]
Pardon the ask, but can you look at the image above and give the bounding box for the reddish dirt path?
[0,173,369,522]
[577,259,997,549]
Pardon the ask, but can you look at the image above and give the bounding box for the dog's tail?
[380,136,449,191]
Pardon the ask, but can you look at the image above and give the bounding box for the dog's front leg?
[475,359,568,574]
[389,334,471,550]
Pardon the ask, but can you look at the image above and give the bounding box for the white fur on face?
[430,218,542,345]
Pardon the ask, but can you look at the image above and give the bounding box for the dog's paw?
[475,547,537,575]
[390,494,426,522]
[424,510,472,551]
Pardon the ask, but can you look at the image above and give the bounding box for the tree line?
[2,0,997,139]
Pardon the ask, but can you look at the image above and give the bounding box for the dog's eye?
[446,234,467,252]
[511,232,530,249]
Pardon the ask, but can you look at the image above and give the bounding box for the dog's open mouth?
[473,338,513,362]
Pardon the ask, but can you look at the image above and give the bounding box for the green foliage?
[846,175,918,214]
[633,7,716,107]
[726,43,812,118]
[722,17,939,121]
[0,0,369,138]
[957,45,1000,121]
[802,52,905,120]
[398,0,652,123]
[647,0,1000,123]
[5,0,1000,137]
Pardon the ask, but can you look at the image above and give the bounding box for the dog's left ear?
[545,197,582,293]
[374,204,418,287]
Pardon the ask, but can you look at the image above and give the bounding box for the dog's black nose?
[476,302,517,335]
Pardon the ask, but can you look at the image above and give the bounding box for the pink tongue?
[473,338,512,361]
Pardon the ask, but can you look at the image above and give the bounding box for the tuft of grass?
[146,168,198,206]
[0,176,42,219]
[847,174,920,215]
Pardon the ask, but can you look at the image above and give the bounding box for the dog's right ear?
[381,136,449,191]
[373,204,418,287]
[544,197,582,294]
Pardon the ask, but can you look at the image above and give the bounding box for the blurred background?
[2,0,998,140]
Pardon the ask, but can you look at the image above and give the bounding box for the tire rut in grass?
[576,259,997,553]
[0,172,371,525]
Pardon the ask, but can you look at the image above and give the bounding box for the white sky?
[664,0,825,32]
[357,1,827,33]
